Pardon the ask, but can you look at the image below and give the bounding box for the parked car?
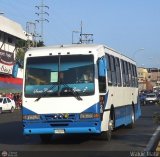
[0,97,15,114]
[139,93,147,105]
[157,93,160,103]
[144,93,158,104]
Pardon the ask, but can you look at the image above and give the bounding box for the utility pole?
[80,21,93,44]
[35,0,49,42]
[72,21,94,44]
[26,22,41,48]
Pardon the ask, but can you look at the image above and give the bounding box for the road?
[0,104,159,157]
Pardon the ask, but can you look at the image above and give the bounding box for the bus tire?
[99,117,112,141]
[100,130,112,141]
[110,106,115,130]
[126,106,135,129]
[40,134,52,143]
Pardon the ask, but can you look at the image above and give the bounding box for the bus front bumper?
[24,127,101,134]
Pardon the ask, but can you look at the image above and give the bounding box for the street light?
[133,48,144,59]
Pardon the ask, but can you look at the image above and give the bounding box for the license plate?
[55,129,65,134]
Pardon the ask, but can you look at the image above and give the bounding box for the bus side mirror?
[98,57,107,76]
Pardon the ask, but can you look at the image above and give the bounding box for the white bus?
[22,44,141,142]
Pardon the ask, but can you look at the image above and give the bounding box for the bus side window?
[133,65,138,87]
[115,57,122,86]
[127,62,131,87]
[121,60,126,87]
[105,54,112,86]
[128,63,132,87]
[124,61,129,87]
[131,64,135,87]
[110,55,117,86]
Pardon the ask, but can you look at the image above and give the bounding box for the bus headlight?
[80,113,100,119]
[23,115,40,120]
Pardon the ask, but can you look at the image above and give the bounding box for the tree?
[15,39,27,67]
[15,48,25,68]
[37,40,45,47]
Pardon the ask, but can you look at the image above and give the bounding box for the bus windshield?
[24,55,94,98]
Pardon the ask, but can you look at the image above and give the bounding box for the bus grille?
[44,114,76,122]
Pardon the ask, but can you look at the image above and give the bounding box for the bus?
[22,44,141,142]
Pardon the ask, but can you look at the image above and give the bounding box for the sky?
[0,0,160,68]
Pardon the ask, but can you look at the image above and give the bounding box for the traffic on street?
[0,103,159,157]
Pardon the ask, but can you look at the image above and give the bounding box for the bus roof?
[26,44,136,64]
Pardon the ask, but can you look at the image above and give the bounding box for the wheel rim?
[132,113,135,123]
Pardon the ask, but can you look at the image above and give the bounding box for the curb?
[144,126,160,153]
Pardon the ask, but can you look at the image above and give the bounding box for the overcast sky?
[1,0,160,68]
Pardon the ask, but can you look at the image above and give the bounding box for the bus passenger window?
[121,60,126,87]
[105,54,112,86]
[115,57,122,86]
[124,61,129,86]
[110,56,117,86]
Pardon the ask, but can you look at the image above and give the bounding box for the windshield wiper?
[35,84,57,102]
[60,83,83,101]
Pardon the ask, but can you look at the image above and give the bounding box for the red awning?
[0,76,22,85]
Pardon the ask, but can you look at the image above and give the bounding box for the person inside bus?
[80,69,93,83]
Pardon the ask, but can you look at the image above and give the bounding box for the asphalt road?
[0,104,159,157]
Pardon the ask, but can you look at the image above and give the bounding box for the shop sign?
[0,50,14,75]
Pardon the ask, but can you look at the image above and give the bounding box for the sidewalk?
[156,141,160,152]
[144,126,160,153]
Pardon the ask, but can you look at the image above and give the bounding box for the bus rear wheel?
[40,134,53,143]
[126,106,135,128]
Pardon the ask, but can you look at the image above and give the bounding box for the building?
[137,67,160,92]
[137,67,148,91]
[0,15,27,93]
[147,68,160,87]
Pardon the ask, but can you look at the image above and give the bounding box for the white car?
[0,97,15,114]
[144,93,158,104]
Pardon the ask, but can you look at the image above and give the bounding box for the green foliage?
[15,39,45,67]
[37,40,45,47]
[15,48,25,67]
[16,40,26,48]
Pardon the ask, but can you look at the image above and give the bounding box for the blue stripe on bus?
[114,103,141,127]
[22,107,37,115]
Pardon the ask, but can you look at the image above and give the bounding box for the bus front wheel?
[99,118,112,141]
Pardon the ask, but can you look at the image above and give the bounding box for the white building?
[0,15,27,93]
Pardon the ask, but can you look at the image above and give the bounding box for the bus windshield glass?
[25,55,94,97]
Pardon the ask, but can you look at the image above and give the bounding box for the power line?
[35,0,49,42]
[72,21,94,44]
